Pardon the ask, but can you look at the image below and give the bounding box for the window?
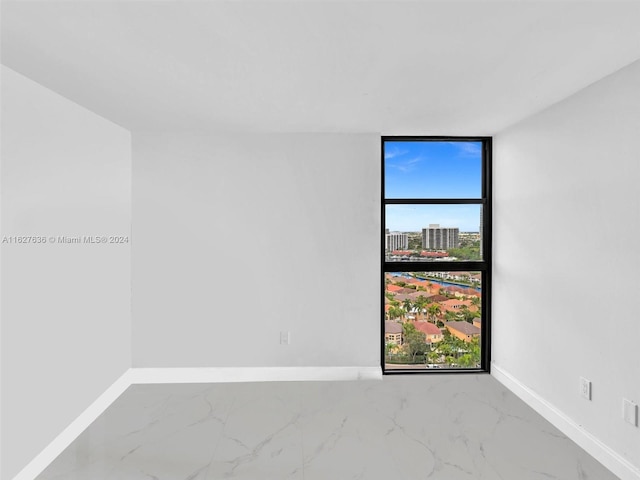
[382,137,491,373]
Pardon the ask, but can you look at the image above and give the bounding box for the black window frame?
[381,136,492,374]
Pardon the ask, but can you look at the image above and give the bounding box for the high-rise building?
[422,224,459,249]
[385,232,408,252]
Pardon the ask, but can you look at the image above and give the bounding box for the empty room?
[1,1,639,479]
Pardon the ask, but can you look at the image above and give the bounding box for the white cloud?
[384,147,408,160]
[388,155,422,173]
[451,142,481,157]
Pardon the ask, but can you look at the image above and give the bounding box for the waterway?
[391,272,481,292]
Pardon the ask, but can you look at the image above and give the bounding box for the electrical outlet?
[623,399,638,427]
[580,377,591,400]
[280,331,290,345]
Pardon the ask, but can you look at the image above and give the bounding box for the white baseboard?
[11,369,134,480]
[128,366,383,384]
[12,366,381,480]
[492,363,640,480]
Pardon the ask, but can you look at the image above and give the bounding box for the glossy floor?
[37,375,617,480]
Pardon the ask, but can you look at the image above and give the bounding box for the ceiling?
[2,1,640,135]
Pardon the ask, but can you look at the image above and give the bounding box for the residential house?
[445,322,481,342]
[411,321,444,344]
[384,321,403,345]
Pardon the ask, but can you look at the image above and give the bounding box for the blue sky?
[385,141,482,198]
[384,141,482,232]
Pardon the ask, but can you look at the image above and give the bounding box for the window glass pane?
[385,204,483,261]
[384,141,482,198]
[384,271,482,370]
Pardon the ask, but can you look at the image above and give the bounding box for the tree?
[444,310,458,321]
[435,335,467,367]
[427,351,441,365]
[457,338,481,367]
[426,303,441,323]
[439,288,454,298]
[407,234,422,250]
[437,339,455,358]
[470,295,481,307]
[402,322,427,363]
[385,342,398,358]
[459,305,480,323]
[447,246,480,261]
[469,337,481,363]
[402,299,413,316]
[414,295,428,320]
[387,306,404,320]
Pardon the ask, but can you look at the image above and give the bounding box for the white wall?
[132,133,379,368]
[0,66,132,479]
[493,59,640,473]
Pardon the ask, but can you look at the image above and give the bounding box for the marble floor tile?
[37,375,618,480]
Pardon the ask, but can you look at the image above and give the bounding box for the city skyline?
[385,204,482,233]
